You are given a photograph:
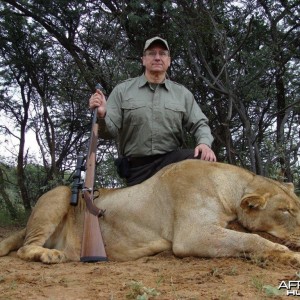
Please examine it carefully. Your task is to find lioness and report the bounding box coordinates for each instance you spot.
[1,160,300,265]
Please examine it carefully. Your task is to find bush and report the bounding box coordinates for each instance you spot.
[0,208,29,227]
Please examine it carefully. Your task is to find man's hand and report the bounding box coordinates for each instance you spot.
[194,144,217,162]
[89,89,107,118]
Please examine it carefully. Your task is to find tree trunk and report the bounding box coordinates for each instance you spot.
[0,169,18,219]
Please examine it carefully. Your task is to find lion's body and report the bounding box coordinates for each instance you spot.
[1,160,300,264]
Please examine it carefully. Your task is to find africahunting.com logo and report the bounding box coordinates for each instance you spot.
[278,281,300,296]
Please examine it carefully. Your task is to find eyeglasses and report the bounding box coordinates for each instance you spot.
[144,50,169,58]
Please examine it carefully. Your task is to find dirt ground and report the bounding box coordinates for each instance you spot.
[0,226,298,300]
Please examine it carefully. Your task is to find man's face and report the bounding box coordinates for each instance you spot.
[142,43,171,75]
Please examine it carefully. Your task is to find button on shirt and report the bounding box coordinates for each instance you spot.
[103,74,214,157]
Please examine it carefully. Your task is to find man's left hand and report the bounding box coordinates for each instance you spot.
[194,144,217,162]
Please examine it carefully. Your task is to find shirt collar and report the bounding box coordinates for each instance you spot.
[138,74,169,91]
[138,74,148,88]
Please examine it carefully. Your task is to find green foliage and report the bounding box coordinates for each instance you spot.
[24,164,49,202]
[0,162,71,220]
[126,280,160,300]
[97,154,125,188]
[262,285,283,297]
[0,208,29,227]
[0,0,299,212]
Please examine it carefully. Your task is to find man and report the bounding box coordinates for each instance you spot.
[89,36,216,186]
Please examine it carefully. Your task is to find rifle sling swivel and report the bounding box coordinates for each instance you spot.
[83,190,106,218]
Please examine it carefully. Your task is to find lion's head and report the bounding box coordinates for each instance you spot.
[237,177,300,248]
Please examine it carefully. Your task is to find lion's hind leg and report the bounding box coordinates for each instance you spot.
[0,228,26,256]
[16,186,75,264]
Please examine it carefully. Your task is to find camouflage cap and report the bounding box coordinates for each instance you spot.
[143,36,169,51]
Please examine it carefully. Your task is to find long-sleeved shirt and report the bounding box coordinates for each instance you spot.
[102,74,214,157]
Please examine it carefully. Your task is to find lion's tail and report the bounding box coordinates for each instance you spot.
[0,228,26,256]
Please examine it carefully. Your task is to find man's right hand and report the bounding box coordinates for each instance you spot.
[89,89,107,118]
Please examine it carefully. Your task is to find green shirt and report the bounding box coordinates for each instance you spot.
[103,74,214,157]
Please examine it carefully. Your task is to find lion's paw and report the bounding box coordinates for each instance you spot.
[273,243,289,252]
[40,249,67,264]
[17,245,67,264]
[266,250,300,266]
[288,253,300,267]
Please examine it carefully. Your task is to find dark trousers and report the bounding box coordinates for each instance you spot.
[125,149,195,186]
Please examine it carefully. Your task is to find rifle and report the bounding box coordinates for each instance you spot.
[70,84,107,262]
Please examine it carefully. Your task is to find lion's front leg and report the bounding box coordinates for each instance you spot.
[172,224,300,265]
[17,245,68,264]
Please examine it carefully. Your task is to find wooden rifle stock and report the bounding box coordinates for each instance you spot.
[80,92,107,262]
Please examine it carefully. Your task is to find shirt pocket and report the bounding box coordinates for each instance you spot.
[164,102,186,127]
[121,98,147,126]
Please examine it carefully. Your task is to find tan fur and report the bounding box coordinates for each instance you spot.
[1,160,300,264]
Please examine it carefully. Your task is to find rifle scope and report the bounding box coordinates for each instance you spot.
[70,155,85,206]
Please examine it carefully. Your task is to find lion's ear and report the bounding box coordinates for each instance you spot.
[240,193,270,210]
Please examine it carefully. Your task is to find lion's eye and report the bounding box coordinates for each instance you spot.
[279,208,296,217]
[278,208,291,215]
